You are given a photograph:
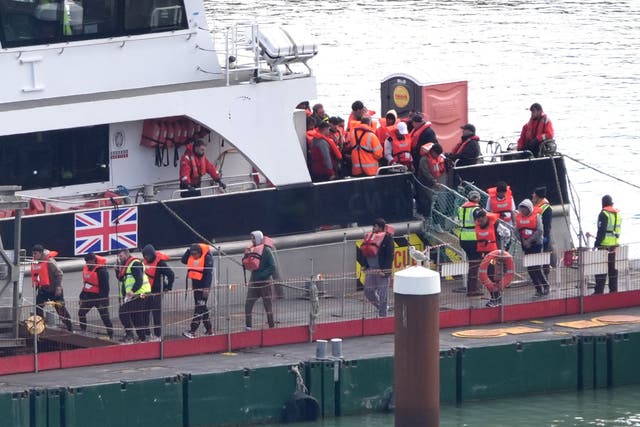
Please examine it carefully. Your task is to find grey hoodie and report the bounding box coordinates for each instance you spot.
[517,199,543,245]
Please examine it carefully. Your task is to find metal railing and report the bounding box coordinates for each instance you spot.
[3,239,640,371]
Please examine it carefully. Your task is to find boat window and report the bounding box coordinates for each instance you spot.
[124,0,187,33]
[0,0,187,48]
[0,125,109,190]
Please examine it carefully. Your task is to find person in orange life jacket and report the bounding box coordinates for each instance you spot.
[486,181,516,227]
[447,123,481,167]
[329,116,346,151]
[593,195,621,294]
[458,191,483,297]
[311,103,329,127]
[350,116,383,177]
[180,243,214,338]
[310,122,342,182]
[347,100,367,131]
[517,103,554,157]
[516,199,550,297]
[179,139,225,198]
[142,244,175,341]
[410,113,439,171]
[244,231,277,329]
[415,142,445,218]
[384,121,413,170]
[78,253,113,339]
[116,248,150,342]
[531,186,555,280]
[356,218,394,317]
[376,109,397,144]
[31,244,73,332]
[329,116,350,178]
[474,209,512,307]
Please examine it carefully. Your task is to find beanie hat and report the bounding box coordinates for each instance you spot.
[467,190,481,202]
[533,186,547,198]
[142,244,156,261]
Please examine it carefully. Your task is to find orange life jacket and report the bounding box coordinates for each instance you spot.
[389,131,412,165]
[475,213,499,253]
[187,244,210,281]
[516,212,539,240]
[487,186,514,222]
[82,255,107,294]
[242,237,275,271]
[31,250,58,288]
[410,121,433,149]
[360,225,395,257]
[143,251,170,287]
[426,153,447,178]
[351,125,383,176]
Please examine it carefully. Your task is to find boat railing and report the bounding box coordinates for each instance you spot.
[376,165,409,175]
[169,179,257,199]
[214,22,315,85]
[18,193,132,208]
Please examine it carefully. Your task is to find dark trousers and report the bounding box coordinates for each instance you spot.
[189,289,212,333]
[36,288,73,332]
[119,297,147,340]
[180,182,201,198]
[78,292,113,337]
[542,238,556,279]
[461,240,481,295]
[524,243,549,289]
[147,293,163,337]
[594,248,618,294]
[245,281,274,329]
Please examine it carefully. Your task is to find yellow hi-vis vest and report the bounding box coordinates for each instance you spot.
[601,206,621,247]
[458,202,479,241]
[122,258,151,296]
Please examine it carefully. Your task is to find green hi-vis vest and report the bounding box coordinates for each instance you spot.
[122,258,151,297]
[601,207,621,247]
[458,203,479,241]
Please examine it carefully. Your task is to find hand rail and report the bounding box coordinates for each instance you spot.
[376,165,408,175]
[171,184,224,199]
[17,194,131,206]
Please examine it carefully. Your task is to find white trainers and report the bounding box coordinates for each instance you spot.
[182,331,196,339]
[148,336,162,342]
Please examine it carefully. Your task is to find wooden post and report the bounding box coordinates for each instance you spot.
[394,266,441,427]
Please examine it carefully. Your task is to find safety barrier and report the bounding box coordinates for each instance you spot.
[2,238,640,373]
[3,332,640,426]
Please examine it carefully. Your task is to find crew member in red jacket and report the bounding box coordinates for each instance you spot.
[179,139,225,198]
[517,103,554,157]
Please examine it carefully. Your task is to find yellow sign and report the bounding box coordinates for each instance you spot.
[393,85,410,108]
[355,233,424,285]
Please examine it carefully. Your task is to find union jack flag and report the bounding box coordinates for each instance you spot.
[74,207,138,255]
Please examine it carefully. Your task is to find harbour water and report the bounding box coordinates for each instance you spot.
[262,385,640,426]
[205,0,640,247]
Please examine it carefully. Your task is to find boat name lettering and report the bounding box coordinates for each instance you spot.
[111,149,129,159]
